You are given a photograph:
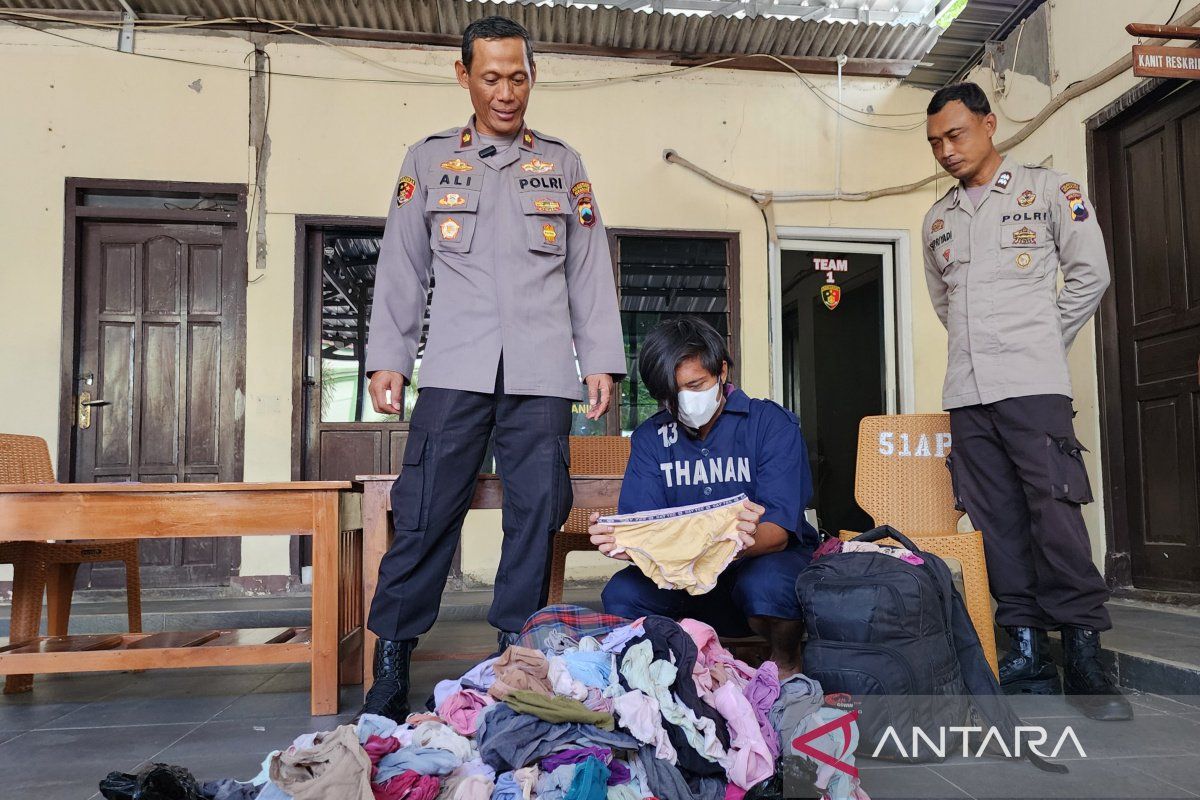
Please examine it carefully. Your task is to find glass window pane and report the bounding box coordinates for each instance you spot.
[81,189,239,210]
[319,232,431,423]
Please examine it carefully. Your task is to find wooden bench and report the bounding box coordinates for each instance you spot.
[0,482,363,715]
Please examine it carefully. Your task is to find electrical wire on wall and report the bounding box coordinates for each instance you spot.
[986,18,1039,124]
[9,2,1199,199]
[245,44,271,286]
[0,9,930,130]
[667,0,1200,204]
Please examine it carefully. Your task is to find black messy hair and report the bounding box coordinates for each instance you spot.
[639,317,733,417]
[927,81,992,117]
[461,16,535,72]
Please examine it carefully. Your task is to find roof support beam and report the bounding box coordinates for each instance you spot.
[116,0,136,52]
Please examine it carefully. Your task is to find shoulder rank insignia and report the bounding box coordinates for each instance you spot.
[438,193,466,208]
[440,218,461,241]
[577,197,595,227]
[571,181,592,197]
[534,198,561,213]
[459,129,472,147]
[1017,190,1036,207]
[995,171,1012,189]
[521,158,555,174]
[522,129,534,148]
[542,223,558,244]
[441,158,473,173]
[396,176,416,207]
[931,218,944,233]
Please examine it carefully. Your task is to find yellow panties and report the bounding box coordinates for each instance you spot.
[599,494,747,596]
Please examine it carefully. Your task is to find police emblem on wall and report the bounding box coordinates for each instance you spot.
[813,256,848,311]
[820,283,842,311]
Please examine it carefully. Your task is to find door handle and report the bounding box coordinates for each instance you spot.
[77,391,109,429]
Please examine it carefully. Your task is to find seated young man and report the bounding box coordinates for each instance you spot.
[589,316,817,675]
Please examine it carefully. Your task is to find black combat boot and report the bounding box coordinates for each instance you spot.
[1062,627,1133,721]
[999,627,1062,695]
[358,638,417,722]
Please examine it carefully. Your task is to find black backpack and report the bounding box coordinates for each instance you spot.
[795,526,1065,773]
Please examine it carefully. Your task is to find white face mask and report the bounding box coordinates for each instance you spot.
[677,381,722,429]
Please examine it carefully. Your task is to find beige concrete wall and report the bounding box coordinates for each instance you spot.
[1,2,1165,583]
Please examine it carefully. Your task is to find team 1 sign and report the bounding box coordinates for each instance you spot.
[879,431,952,458]
[813,257,849,275]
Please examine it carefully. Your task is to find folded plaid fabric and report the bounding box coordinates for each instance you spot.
[517,605,629,654]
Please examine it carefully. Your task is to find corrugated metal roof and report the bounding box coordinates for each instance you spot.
[904,0,1045,89]
[1,0,942,67]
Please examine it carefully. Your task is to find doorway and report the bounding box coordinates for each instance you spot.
[774,236,909,534]
[294,219,412,484]
[1092,80,1200,593]
[62,181,247,588]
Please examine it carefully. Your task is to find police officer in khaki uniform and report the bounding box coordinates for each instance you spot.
[923,83,1131,721]
[360,16,625,721]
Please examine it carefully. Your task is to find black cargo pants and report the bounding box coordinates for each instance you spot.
[368,366,573,641]
[948,394,1111,631]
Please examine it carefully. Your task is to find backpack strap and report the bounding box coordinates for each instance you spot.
[931,554,1069,774]
[852,525,922,554]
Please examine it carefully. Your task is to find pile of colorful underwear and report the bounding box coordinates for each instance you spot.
[137,606,871,800]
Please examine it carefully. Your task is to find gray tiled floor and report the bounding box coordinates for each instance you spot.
[3,619,1200,800]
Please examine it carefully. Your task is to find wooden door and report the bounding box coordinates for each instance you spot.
[1103,83,1200,592]
[73,221,244,587]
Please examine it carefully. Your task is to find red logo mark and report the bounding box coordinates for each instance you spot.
[791,709,860,778]
[824,692,853,708]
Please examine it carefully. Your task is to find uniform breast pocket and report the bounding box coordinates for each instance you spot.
[999,222,1050,278]
[518,187,570,256]
[426,188,481,253]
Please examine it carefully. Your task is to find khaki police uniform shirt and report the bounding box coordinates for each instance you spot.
[922,157,1111,410]
[365,119,626,400]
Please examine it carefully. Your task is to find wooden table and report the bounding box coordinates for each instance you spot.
[0,482,362,715]
[356,473,622,688]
